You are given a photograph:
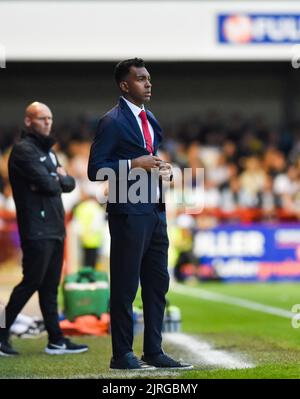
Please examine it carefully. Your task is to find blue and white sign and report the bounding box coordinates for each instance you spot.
[218,14,300,44]
[194,224,300,282]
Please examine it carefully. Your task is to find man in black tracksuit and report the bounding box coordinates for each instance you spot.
[0,102,88,356]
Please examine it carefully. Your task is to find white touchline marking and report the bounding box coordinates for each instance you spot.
[172,283,294,319]
[164,332,254,369]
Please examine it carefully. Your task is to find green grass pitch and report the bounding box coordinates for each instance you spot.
[1,282,300,379]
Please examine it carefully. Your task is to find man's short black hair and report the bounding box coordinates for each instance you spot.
[114,58,145,85]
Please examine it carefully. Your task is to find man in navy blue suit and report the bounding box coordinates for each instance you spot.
[88,58,192,371]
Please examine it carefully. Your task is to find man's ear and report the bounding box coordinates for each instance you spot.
[24,116,31,128]
[120,81,129,93]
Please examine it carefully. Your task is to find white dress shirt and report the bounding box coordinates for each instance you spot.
[122,96,155,169]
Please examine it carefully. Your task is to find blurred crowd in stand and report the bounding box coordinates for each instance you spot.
[1,111,300,216]
[2,111,300,278]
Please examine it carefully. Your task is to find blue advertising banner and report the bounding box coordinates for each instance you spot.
[218,14,300,44]
[194,224,300,281]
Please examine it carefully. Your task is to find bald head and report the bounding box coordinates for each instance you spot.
[24,102,53,136]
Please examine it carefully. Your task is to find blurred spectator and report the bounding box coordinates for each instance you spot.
[264,148,286,177]
[206,153,231,187]
[73,195,106,269]
[223,140,239,165]
[274,164,300,212]
[220,176,243,212]
[169,214,198,282]
[239,156,267,207]
[0,183,15,212]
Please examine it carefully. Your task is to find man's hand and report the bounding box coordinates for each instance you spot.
[56,166,67,176]
[131,155,162,171]
[158,161,173,181]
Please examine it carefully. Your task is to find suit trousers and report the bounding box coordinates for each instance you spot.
[0,239,64,343]
[108,208,170,358]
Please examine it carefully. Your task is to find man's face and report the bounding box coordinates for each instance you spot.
[122,66,152,106]
[25,105,53,136]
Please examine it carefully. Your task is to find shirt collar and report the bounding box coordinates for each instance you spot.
[121,96,145,118]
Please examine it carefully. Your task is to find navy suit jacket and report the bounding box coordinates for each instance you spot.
[88,97,164,214]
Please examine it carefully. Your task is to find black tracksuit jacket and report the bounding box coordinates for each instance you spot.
[8,131,75,241]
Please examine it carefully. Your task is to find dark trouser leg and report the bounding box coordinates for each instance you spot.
[0,239,55,341]
[38,239,64,343]
[140,210,170,356]
[108,214,155,358]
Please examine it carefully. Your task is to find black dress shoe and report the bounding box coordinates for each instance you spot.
[141,352,193,370]
[110,352,156,370]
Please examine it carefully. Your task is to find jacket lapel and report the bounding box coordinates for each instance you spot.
[146,111,162,137]
[118,97,163,154]
[118,97,144,147]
